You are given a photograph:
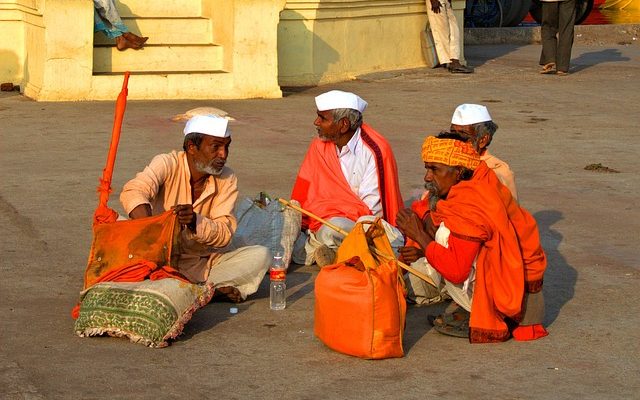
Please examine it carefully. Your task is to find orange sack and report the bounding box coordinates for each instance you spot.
[314,219,406,359]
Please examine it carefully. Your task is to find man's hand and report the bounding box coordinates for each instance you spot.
[398,246,424,264]
[396,208,433,250]
[430,0,442,13]
[424,213,438,241]
[173,204,196,231]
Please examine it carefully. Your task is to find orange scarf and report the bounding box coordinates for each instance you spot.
[291,124,403,231]
[431,162,546,343]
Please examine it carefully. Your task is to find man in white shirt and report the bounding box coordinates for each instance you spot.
[291,90,404,266]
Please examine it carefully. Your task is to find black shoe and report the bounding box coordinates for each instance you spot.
[449,64,474,74]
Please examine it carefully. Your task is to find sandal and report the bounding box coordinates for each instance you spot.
[539,63,556,74]
[434,318,470,338]
[428,307,470,328]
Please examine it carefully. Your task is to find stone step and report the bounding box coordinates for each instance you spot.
[93,44,224,74]
[89,72,238,100]
[113,0,201,18]
[93,17,213,45]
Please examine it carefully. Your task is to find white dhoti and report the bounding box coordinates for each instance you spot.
[404,222,475,310]
[207,245,271,300]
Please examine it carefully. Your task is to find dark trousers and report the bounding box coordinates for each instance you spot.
[540,0,576,72]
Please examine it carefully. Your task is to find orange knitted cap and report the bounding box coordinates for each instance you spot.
[421,136,481,170]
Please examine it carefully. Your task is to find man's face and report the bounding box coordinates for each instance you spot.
[423,162,460,210]
[190,135,231,176]
[314,110,346,143]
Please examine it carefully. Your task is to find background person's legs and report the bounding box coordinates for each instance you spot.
[540,1,560,68]
[93,0,128,38]
[93,0,148,50]
[556,0,576,73]
[207,245,271,301]
[426,1,453,65]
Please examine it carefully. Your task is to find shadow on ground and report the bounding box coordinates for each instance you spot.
[571,48,631,73]
[535,210,577,326]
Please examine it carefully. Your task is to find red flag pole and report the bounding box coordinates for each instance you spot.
[94,72,130,225]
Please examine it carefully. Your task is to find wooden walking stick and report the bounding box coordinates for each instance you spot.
[278,198,436,286]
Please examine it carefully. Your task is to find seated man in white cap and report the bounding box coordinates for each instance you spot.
[290,90,404,266]
[120,115,270,302]
[449,103,517,200]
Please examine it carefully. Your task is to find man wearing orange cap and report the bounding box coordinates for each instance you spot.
[396,133,548,342]
[291,90,404,266]
[120,115,270,302]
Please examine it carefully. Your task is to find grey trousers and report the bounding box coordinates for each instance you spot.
[540,0,576,72]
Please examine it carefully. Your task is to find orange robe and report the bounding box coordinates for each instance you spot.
[291,123,403,232]
[430,162,547,343]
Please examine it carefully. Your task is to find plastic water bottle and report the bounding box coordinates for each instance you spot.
[269,252,286,310]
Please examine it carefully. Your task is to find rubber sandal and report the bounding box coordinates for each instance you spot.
[539,63,556,74]
[434,319,469,338]
[556,70,569,76]
[428,307,470,328]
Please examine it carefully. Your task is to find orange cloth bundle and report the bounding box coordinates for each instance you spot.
[84,210,181,290]
[314,220,406,359]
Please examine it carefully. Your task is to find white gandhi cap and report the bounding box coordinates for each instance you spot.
[315,90,368,113]
[451,104,492,125]
[183,115,230,138]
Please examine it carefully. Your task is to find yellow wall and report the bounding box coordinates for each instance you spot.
[279,0,429,86]
[0,0,464,100]
[0,0,41,85]
[278,0,466,86]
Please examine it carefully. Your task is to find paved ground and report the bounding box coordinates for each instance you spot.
[1,41,639,400]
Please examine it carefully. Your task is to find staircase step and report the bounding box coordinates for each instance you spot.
[113,0,201,18]
[93,45,224,73]
[90,72,237,100]
[94,17,212,45]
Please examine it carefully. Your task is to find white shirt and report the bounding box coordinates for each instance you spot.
[336,128,382,216]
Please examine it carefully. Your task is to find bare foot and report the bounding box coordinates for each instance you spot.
[123,32,149,46]
[213,286,243,303]
[115,35,141,51]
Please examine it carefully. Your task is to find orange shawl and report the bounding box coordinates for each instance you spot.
[430,162,546,343]
[291,124,403,232]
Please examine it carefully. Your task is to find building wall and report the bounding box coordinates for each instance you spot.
[0,0,465,100]
[278,0,429,86]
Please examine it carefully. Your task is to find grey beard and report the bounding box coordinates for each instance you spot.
[195,160,223,176]
[424,182,440,211]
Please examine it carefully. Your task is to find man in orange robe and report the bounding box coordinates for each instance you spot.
[291,90,404,266]
[404,104,519,306]
[396,134,548,343]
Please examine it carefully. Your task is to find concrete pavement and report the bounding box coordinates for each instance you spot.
[1,41,639,399]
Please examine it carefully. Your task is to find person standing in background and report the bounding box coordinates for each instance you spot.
[426,0,473,74]
[539,0,576,75]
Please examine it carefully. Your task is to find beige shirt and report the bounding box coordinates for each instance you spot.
[120,150,238,282]
[481,150,518,201]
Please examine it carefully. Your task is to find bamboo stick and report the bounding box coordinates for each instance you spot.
[278,198,436,286]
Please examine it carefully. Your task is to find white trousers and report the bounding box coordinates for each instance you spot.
[405,257,474,311]
[295,216,404,265]
[207,245,270,300]
[426,0,461,64]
